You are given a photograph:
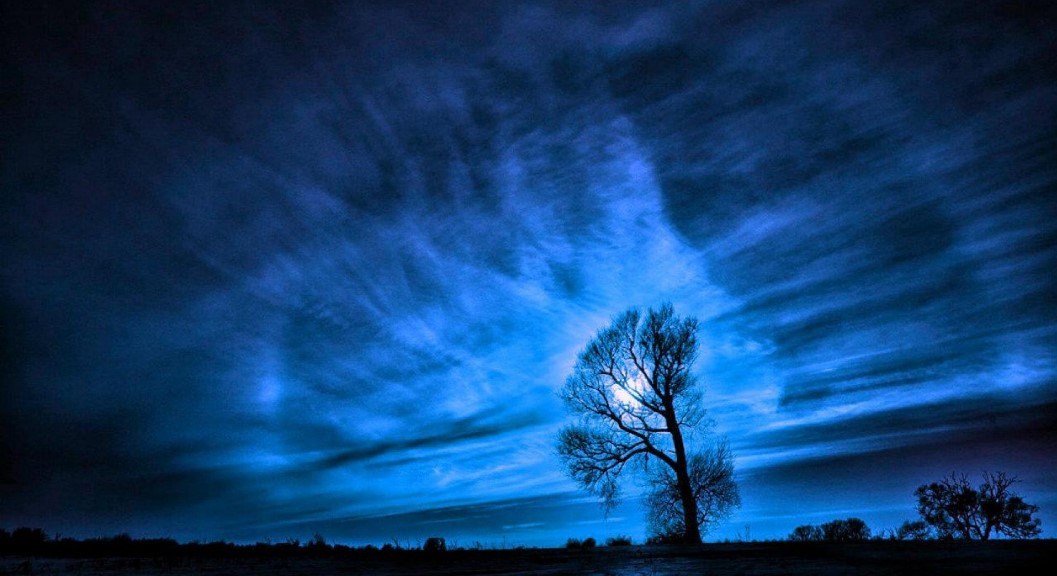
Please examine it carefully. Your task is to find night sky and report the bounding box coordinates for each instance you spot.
[2,1,1056,547]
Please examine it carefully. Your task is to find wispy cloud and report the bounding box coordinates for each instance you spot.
[2,0,1055,542]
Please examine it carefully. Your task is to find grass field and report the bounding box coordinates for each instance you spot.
[2,540,1054,575]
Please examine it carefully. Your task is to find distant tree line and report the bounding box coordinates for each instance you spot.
[788,471,1042,542]
[0,530,533,558]
[0,528,649,558]
[789,518,871,542]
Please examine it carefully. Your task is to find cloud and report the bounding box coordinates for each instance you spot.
[2,0,1056,542]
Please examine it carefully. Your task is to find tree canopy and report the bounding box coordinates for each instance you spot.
[915,471,1041,540]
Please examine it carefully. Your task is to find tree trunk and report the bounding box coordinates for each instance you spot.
[666,401,701,544]
[675,458,701,544]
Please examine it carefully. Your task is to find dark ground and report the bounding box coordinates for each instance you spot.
[2,541,1055,575]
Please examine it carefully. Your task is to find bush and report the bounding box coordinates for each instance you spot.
[565,537,596,549]
[789,525,823,542]
[821,518,870,541]
[788,519,869,542]
[306,533,329,550]
[896,520,932,541]
[606,535,633,546]
[423,537,446,552]
[646,531,684,545]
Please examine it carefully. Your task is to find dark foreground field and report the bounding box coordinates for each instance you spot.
[3,540,1054,575]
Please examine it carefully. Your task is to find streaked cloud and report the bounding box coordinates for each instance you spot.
[2,0,1054,543]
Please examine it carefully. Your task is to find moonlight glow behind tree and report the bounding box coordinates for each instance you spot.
[1,1,1055,546]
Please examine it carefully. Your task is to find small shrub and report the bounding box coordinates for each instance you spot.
[111,533,133,545]
[424,537,446,552]
[581,537,596,549]
[606,535,633,546]
[896,520,932,541]
[307,533,329,550]
[646,530,684,545]
[565,538,581,549]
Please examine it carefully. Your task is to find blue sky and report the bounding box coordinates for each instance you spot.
[2,1,1055,546]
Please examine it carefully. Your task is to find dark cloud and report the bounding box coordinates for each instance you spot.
[744,395,1057,457]
[2,0,1056,543]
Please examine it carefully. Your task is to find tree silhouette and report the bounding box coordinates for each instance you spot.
[820,518,870,541]
[788,519,869,542]
[788,524,823,542]
[557,303,736,544]
[915,471,1041,540]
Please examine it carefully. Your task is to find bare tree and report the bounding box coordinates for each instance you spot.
[915,471,1042,540]
[557,303,736,544]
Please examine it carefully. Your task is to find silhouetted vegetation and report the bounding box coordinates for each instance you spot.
[783,470,1043,544]
[2,525,1055,576]
[787,519,870,542]
[564,537,594,549]
[304,532,329,552]
[11,527,47,549]
[558,303,739,544]
[606,535,633,546]
[822,518,871,541]
[423,537,447,552]
[895,520,932,541]
[3,535,1055,575]
[915,471,1041,540]
[645,532,685,545]
[788,524,824,542]
[0,529,468,559]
